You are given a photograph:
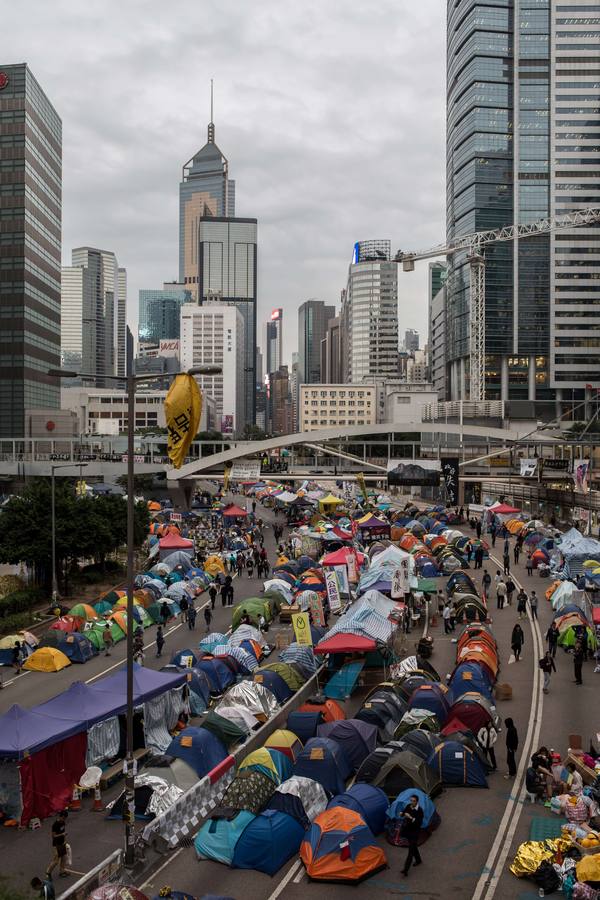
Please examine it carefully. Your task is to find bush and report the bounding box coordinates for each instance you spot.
[0,588,46,618]
[79,570,105,585]
[0,611,35,634]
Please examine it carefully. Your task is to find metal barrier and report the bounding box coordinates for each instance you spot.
[57,849,123,900]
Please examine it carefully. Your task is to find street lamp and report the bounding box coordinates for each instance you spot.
[51,463,88,604]
[49,355,221,866]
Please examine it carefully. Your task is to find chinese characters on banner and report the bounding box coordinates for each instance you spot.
[325,570,342,613]
[391,558,411,598]
[441,457,460,506]
[292,612,313,646]
[164,374,202,469]
[308,594,325,627]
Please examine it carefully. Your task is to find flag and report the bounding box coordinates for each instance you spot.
[164,374,202,469]
[355,472,368,502]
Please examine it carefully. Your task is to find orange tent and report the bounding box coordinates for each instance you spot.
[109,610,129,633]
[300,807,387,882]
[299,698,345,722]
[399,534,420,551]
[457,626,497,655]
[545,580,562,602]
[148,501,161,511]
[390,526,406,541]
[458,647,498,681]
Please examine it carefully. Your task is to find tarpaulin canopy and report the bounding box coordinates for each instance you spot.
[314,634,377,655]
[0,704,84,759]
[158,533,194,550]
[222,504,248,517]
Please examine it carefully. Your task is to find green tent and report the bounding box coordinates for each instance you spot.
[85,620,126,650]
[417,578,438,593]
[146,603,164,623]
[202,710,246,749]
[232,598,272,631]
[559,624,597,650]
[135,606,154,629]
[258,662,305,692]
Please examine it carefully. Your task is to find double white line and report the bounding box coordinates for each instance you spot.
[472,556,545,900]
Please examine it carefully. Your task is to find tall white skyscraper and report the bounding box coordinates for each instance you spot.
[180,303,245,434]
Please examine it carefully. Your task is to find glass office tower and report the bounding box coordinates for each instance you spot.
[0,64,62,435]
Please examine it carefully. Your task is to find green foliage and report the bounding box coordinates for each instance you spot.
[0,588,45,618]
[0,611,35,633]
[242,424,267,440]
[115,473,156,493]
[0,879,28,900]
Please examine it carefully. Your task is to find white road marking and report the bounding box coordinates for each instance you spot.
[139,846,184,890]
[292,865,305,884]
[266,859,303,900]
[471,554,544,900]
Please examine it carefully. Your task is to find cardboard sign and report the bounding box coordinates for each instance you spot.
[292,612,313,646]
[325,570,342,613]
[309,594,325,627]
[170,512,182,522]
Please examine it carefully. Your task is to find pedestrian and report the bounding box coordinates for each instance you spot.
[475,545,484,569]
[513,543,520,565]
[526,553,533,577]
[476,520,482,539]
[530,590,538,620]
[516,588,528,619]
[31,876,56,899]
[546,620,559,657]
[496,579,507,610]
[11,640,23,671]
[574,638,585,685]
[506,576,515,606]
[482,569,491,601]
[246,556,254,578]
[442,602,452,635]
[503,550,510,576]
[160,601,170,627]
[477,722,498,771]
[46,810,69,878]
[511,622,524,661]
[187,605,197,630]
[505,717,519,778]
[203,606,212,632]
[400,794,424,877]
[503,537,510,556]
[449,601,457,632]
[539,650,556,693]
[227,582,235,606]
[252,500,256,514]
[156,625,165,658]
[236,554,244,576]
[490,523,497,547]
[102,624,113,657]
[179,595,189,623]
[220,583,228,607]
[133,631,144,665]
[208,584,217,610]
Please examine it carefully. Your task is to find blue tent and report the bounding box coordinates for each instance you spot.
[57,633,97,663]
[428,740,488,788]
[317,719,378,773]
[170,648,198,667]
[294,737,352,797]
[254,670,293,704]
[408,685,450,726]
[195,810,255,865]
[194,658,236,694]
[166,726,227,778]
[420,562,440,577]
[161,664,211,714]
[450,662,493,702]
[287,711,324,745]
[387,788,437,828]
[232,809,304,875]
[327,784,388,835]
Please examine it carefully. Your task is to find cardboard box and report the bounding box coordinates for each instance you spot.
[495,683,512,701]
[569,734,583,750]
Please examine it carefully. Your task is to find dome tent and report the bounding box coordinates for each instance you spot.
[267,775,328,829]
[317,719,378,773]
[293,737,353,797]
[264,729,303,763]
[232,809,305,875]
[165,727,227,778]
[194,809,255,865]
[300,807,387,883]
[326,783,389,835]
[355,746,442,799]
[386,788,441,847]
[427,740,488,788]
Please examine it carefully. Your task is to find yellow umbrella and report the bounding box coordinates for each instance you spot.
[593,568,600,575]
[583,560,600,568]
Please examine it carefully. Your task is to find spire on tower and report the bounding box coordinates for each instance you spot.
[208,79,215,143]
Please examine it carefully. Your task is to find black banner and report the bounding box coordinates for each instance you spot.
[442,457,460,506]
[387,461,441,487]
[541,459,570,473]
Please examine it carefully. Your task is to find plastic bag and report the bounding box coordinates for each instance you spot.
[533,859,561,893]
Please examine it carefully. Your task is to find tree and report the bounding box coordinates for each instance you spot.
[242,424,267,441]
[115,473,156,494]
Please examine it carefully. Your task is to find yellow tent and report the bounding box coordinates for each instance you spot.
[238,748,280,783]
[318,494,344,514]
[24,647,71,672]
[204,555,225,577]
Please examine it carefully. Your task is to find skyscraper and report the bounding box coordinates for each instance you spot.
[179,103,235,297]
[265,308,283,375]
[404,329,420,353]
[341,241,399,383]
[446,0,600,404]
[298,300,336,386]
[197,217,257,426]
[138,284,193,345]
[115,268,127,378]
[0,64,62,435]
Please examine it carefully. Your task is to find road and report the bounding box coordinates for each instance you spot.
[139,525,595,900]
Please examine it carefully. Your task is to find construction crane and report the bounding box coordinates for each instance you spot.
[396,206,600,402]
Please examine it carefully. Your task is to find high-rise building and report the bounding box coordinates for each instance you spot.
[429,263,447,303]
[115,268,127,378]
[265,308,283,375]
[404,329,420,353]
[341,241,399,383]
[429,263,448,400]
[0,64,62,436]
[138,284,193,345]
[320,316,341,384]
[298,300,336,387]
[179,110,235,297]
[446,0,600,404]
[180,303,244,434]
[268,366,293,436]
[290,352,299,429]
[197,217,257,426]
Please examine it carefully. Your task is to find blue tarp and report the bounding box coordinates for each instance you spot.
[293,737,352,796]
[232,809,304,874]
[324,662,364,700]
[327,783,388,834]
[195,811,256,865]
[166,727,228,777]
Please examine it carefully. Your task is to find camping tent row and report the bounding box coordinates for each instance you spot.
[394,530,474,577]
[0,666,187,825]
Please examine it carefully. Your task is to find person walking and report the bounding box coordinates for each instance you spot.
[11,640,24,672]
[400,795,424,877]
[526,553,534,577]
[503,548,511,576]
[476,520,482,539]
[511,622,525,661]
[442,602,452,635]
[474,545,484,570]
[530,590,538,620]
[102,624,113,657]
[179,595,189,623]
[160,601,170,627]
[203,606,212,633]
[539,651,556,693]
[490,522,497,547]
[246,555,254,578]
[227,582,235,606]
[496,578,507,610]
[155,625,165,658]
[482,569,491,602]
[516,588,528,619]
[513,542,520,565]
[506,576,515,606]
[574,638,585,685]
[133,630,145,665]
[505,718,519,778]
[208,584,217,610]
[46,810,69,878]
[546,620,559,657]
[236,554,244,576]
[187,605,197,630]
[220,582,228,607]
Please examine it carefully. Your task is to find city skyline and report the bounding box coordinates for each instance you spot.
[2,2,443,365]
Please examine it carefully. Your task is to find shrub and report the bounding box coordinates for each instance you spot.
[0,588,46,618]
[0,611,35,634]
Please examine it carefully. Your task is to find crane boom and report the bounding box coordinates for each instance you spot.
[395,206,600,401]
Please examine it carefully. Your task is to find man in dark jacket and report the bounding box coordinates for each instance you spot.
[574,638,585,685]
[505,717,519,778]
[400,795,424,876]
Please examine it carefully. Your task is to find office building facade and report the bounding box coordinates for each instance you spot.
[341,241,399,383]
[298,300,336,387]
[115,268,127,378]
[180,303,245,434]
[269,366,293,435]
[299,384,377,432]
[197,217,257,426]
[446,0,600,404]
[404,329,420,353]
[0,64,62,435]
[320,316,342,384]
[265,308,283,375]
[138,284,192,345]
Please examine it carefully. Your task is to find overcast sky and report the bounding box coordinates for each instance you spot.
[8,0,446,364]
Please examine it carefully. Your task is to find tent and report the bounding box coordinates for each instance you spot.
[317,719,378,772]
[293,737,353,796]
[395,709,440,739]
[222,503,248,518]
[201,710,247,749]
[239,748,292,785]
[267,775,328,829]
[447,692,496,733]
[299,698,346,722]
[158,532,194,561]
[170,648,198,668]
[318,494,344,514]
[23,647,71,672]
[219,682,279,720]
[287,711,324,745]
[212,703,259,734]
[407,685,450,726]
[69,603,98,621]
[327,784,388,835]
[161,665,210,715]
[386,788,440,846]
[194,658,236,694]
[57,633,97,663]
[232,809,305,875]
[300,807,387,882]
[194,810,256,865]
[264,730,303,763]
[165,727,227,778]
[253,669,293,704]
[258,662,305,692]
[428,740,488,787]
[355,692,406,743]
[355,747,442,799]
[395,729,441,762]
[223,769,277,815]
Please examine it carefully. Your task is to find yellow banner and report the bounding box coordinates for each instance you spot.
[356,472,368,502]
[292,612,313,646]
[165,374,202,469]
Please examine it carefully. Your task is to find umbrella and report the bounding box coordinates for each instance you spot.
[583,559,600,568]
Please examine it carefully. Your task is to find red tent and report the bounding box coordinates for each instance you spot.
[490,503,520,515]
[158,533,194,550]
[222,504,248,518]
[314,634,377,655]
[321,548,366,566]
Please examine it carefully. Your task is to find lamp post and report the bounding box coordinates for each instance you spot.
[49,355,221,866]
[51,462,89,604]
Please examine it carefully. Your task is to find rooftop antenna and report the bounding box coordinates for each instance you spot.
[208,79,215,143]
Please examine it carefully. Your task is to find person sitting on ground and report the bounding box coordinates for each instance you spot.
[526,760,546,801]
[563,762,584,795]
